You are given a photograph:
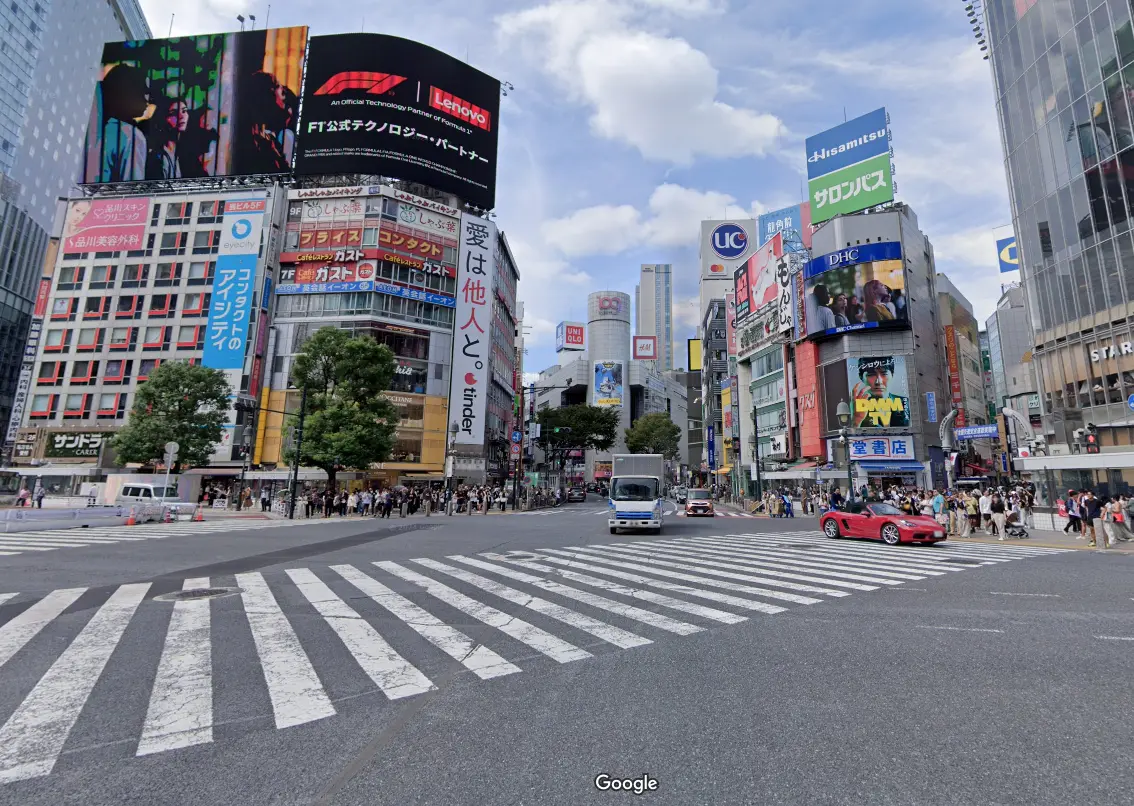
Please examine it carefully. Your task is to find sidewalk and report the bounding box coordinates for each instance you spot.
[950,527,1134,553]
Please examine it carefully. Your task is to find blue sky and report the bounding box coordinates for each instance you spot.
[151,0,1012,379]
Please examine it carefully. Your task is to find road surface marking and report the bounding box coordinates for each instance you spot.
[286,568,435,700]
[375,561,592,664]
[989,592,1061,598]
[0,586,87,670]
[699,536,935,580]
[537,551,786,615]
[577,546,823,605]
[604,543,852,597]
[137,578,214,756]
[1095,635,1134,641]
[917,625,1003,634]
[234,572,335,729]
[497,557,748,625]
[449,555,703,636]
[643,542,879,592]
[727,535,959,575]
[0,593,15,606]
[668,538,910,585]
[0,582,149,783]
[413,558,651,650]
[331,564,519,680]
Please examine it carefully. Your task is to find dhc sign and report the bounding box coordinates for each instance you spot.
[805,240,903,279]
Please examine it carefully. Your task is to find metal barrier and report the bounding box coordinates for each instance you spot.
[0,503,186,533]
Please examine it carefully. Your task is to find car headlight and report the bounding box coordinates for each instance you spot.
[898,520,917,528]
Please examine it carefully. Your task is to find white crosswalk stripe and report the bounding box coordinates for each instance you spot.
[0,518,308,557]
[0,532,1069,782]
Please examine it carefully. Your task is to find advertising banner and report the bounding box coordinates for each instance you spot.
[295,34,501,210]
[758,203,814,251]
[721,381,732,411]
[687,338,702,372]
[944,325,966,427]
[593,360,625,408]
[555,321,586,352]
[378,226,451,264]
[62,197,149,251]
[776,254,794,334]
[707,424,716,470]
[955,424,999,440]
[803,241,906,338]
[724,293,737,357]
[83,27,307,183]
[44,431,107,459]
[926,391,938,423]
[848,355,911,429]
[296,228,364,251]
[450,214,498,445]
[701,220,755,281]
[795,341,823,457]
[996,236,1018,273]
[594,461,613,480]
[733,232,782,322]
[632,336,658,361]
[846,435,914,461]
[809,152,893,224]
[805,107,889,180]
[395,202,460,238]
[203,192,266,370]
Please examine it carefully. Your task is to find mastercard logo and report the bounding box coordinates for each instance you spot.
[710,264,725,273]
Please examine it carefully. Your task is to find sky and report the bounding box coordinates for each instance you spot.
[143,0,1014,381]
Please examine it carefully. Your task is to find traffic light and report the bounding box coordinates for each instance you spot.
[1085,423,1100,454]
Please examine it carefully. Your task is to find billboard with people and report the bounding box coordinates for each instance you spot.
[847,355,912,429]
[82,27,308,183]
[803,241,907,338]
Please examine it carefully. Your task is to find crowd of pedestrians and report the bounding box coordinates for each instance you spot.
[1057,488,1134,548]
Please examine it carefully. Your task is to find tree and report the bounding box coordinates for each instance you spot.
[536,405,619,471]
[284,327,400,491]
[111,361,232,471]
[625,412,681,459]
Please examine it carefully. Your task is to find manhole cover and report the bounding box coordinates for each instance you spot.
[154,587,242,602]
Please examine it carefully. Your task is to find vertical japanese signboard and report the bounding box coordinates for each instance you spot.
[203,192,266,370]
[944,325,966,427]
[450,213,497,445]
[724,293,737,357]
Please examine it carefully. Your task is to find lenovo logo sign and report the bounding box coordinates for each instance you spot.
[430,87,492,131]
[315,72,406,96]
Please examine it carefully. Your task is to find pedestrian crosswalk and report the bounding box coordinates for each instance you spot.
[517,506,760,518]
[0,518,302,558]
[0,532,1069,782]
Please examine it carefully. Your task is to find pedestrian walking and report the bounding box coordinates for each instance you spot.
[990,493,1007,539]
[33,482,45,509]
[260,488,270,513]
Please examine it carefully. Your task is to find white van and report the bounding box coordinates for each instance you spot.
[114,484,185,521]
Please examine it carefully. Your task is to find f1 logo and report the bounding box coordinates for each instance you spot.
[314,72,406,96]
[710,223,748,259]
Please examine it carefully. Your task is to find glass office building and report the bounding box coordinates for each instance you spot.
[987,0,1134,453]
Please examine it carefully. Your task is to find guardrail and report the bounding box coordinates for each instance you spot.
[0,503,187,533]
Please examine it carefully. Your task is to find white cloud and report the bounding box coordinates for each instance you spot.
[497,0,784,163]
[541,182,766,257]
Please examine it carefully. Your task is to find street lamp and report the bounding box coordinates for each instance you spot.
[287,383,308,520]
[237,423,253,511]
[836,399,854,505]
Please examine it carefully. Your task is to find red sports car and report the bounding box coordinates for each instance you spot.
[820,501,946,545]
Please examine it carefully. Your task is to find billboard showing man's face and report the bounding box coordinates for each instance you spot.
[848,355,911,429]
[82,27,308,183]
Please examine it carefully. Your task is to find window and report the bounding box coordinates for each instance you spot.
[182,292,208,315]
[76,327,101,351]
[30,393,55,419]
[139,358,160,379]
[197,200,221,223]
[159,231,187,255]
[71,360,97,383]
[148,294,175,316]
[362,227,379,246]
[164,202,192,225]
[142,326,167,349]
[90,264,115,288]
[284,230,300,250]
[36,361,61,384]
[187,261,212,284]
[122,264,148,287]
[192,230,220,254]
[103,360,131,383]
[154,263,180,285]
[83,297,108,319]
[115,295,141,318]
[63,393,89,419]
[44,329,67,351]
[96,392,124,418]
[51,298,76,320]
[58,265,84,288]
[177,325,202,348]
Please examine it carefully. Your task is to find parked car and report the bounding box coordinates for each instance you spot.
[566,487,587,503]
[820,501,946,545]
[684,489,714,517]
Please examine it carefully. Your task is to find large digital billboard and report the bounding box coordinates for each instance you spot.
[82,27,307,183]
[848,355,911,429]
[700,220,755,281]
[295,34,501,210]
[733,232,782,322]
[803,241,907,338]
[805,108,892,225]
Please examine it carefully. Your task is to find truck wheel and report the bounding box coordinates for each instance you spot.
[609,527,618,535]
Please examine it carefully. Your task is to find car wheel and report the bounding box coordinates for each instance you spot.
[823,519,840,539]
[881,524,901,545]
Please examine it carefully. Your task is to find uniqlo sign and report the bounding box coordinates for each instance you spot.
[556,321,586,352]
[633,336,658,360]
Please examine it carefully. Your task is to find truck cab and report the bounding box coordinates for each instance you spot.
[607,453,665,534]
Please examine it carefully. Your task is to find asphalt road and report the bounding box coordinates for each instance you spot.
[0,499,1129,806]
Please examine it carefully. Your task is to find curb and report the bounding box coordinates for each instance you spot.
[948,536,1134,553]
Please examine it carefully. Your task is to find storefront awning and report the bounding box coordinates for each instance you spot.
[713,466,732,475]
[856,461,925,473]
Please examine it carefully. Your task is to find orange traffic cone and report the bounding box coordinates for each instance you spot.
[126,507,136,526]
[163,507,174,524]
[192,504,205,522]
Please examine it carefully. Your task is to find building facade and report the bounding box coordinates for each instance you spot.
[0,0,150,447]
[985,0,1134,493]
[936,272,990,428]
[700,299,728,480]
[635,263,672,371]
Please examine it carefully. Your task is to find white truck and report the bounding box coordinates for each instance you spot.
[607,453,666,535]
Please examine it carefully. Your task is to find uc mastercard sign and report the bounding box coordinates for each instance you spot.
[710,222,749,259]
[700,219,755,281]
[996,236,1018,273]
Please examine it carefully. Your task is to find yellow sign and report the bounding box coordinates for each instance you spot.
[854,396,906,427]
[687,338,702,371]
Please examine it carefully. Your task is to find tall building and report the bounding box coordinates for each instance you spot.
[936,273,989,427]
[984,0,1134,495]
[0,0,150,437]
[635,263,672,370]
[984,285,1039,423]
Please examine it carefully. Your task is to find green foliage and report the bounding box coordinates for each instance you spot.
[111,361,232,470]
[536,405,619,468]
[284,327,400,490]
[624,412,682,460]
